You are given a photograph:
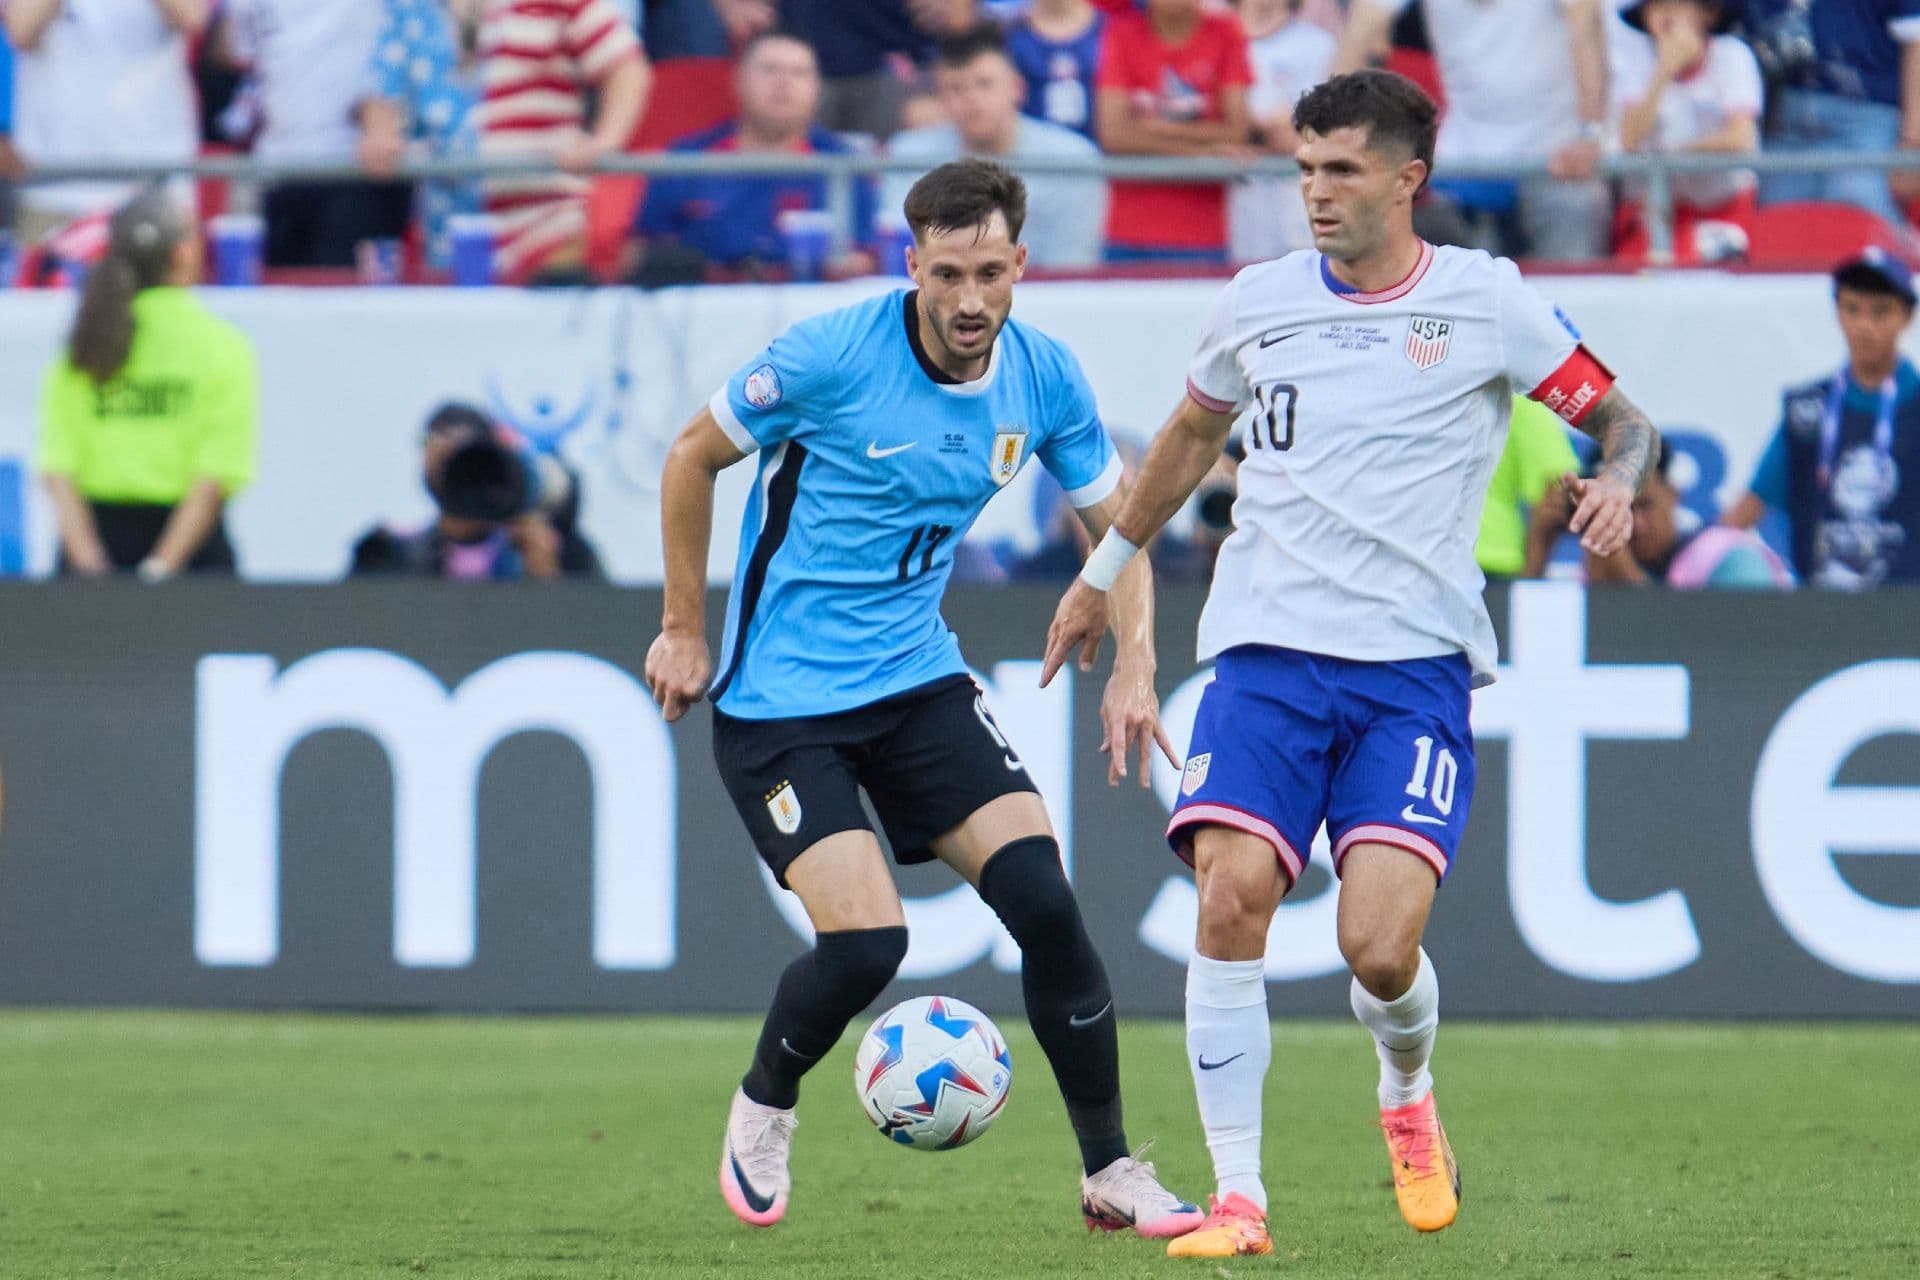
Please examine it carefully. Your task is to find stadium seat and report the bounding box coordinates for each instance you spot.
[587,57,738,279]
[1745,201,1913,267]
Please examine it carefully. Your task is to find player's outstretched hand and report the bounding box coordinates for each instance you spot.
[1101,657,1180,788]
[1561,470,1635,557]
[1041,578,1108,688]
[646,630,711,723]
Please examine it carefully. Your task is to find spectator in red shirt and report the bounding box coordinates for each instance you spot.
[1095,0,1252,263]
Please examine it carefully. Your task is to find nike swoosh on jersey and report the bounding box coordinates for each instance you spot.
[1068,1000,1112,1028]
[1003,755,1025,772]
[1196,1053,1246,1071]
[1258,330,1304,348]
[1400,805,1448,826]
[866,441,917,458]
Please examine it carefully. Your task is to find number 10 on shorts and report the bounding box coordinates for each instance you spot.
[1404,735,1457,816]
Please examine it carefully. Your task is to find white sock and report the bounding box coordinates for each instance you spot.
[1185,952,1271,1213]
[1348,948,1439,1110]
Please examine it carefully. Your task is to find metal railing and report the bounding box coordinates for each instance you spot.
[20,148,1918,265]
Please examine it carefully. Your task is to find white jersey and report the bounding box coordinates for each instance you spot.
[1184,241,1608,685]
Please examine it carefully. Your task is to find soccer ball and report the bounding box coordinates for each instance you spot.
[853,995,1012,1151]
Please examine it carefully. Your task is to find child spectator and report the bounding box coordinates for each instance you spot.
[1610,0,1761,263]
[477,0,650,283]
[1004,0,1105,142]
[1096,0,1252,263]
[358,0,483,271]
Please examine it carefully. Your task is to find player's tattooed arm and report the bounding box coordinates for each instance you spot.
[1562,387,1660,558]
[1581,388,1660,494]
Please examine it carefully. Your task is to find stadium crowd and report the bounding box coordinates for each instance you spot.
[5,1,1920,589]
[2,0,1920,280]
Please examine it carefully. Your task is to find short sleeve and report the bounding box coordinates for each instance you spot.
[709,318,842,454]
[1095,16,1136,90]
[1036,347,1122,507]
[35,364,81,477]
[566,0,643,79]
[1497,259,1614,427]
[369,3,412,101]
[1217,19,1253,89]
[1717,38,1763,116]
[1891,1,1920,42]
[1748,422,1790,510]
[192,335,261,494]
[1185,274,1247,414]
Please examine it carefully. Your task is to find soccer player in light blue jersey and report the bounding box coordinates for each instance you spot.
[645,159,1204,1241]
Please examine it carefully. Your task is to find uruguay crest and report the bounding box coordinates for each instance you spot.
[1404,316,1453,371]
[766,781,802,835]
[991,427,1027,487]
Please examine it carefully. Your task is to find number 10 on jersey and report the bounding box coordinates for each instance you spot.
[1249,382,1298,452]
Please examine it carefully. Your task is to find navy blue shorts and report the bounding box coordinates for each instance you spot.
[1167,644,1476,887]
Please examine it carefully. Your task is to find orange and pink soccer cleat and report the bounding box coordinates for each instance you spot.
[1380,1091,1460,1232]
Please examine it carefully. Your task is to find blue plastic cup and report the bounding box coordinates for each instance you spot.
[873,210,913,277]
[777,209,835,283]
[448,214,494,287]
[356,236,404,284]
[209,214,264,287]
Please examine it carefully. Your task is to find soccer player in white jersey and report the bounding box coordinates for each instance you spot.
[1042,71,1659,1257]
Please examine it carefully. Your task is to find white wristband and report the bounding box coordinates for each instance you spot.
[137,557,175,584]
[1078,529,1139,592]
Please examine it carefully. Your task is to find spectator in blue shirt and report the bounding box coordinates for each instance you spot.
[1004,0,1105,142]
[1725,249,1920,587]
[1738,0,1920,220]
[357,0,482,269]
[633,31,876,276]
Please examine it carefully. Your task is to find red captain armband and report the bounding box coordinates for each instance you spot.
[1528,345,1616,427]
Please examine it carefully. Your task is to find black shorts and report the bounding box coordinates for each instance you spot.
[712,675,1041,888]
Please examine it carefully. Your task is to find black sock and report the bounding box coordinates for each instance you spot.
[977,837,1129,1173]
[741,926,909,1110]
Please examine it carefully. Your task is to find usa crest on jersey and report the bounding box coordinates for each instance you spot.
[1404,316,1453,371]
[991,427,1028,487]
[766,781,802,834]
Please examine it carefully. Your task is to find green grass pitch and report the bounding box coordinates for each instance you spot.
[2,1012,1916,1278]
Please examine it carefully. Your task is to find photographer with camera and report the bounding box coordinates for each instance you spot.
[349,401,602,581]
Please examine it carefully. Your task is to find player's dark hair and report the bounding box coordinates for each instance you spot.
[68,188,187,387]
[904,158,1028,244]
[933,24,1010,70]
[1292,70,1438,194]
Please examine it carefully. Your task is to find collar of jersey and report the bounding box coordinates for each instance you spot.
[1318,240,1433,305]
[902,288,1001,396]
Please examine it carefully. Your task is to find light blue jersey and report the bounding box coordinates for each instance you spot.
[707,289,1122,719]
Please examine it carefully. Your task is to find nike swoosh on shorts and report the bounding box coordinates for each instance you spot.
[1400,805,1447,826]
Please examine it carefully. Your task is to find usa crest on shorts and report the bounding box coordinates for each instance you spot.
[1181,752,1211,796]
[1404,316,1453,371]
[991,427,1027,487]
[766,781,802,834]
